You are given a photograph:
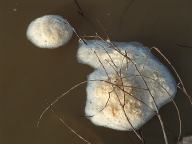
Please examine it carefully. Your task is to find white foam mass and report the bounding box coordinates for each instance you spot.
[26,15,73,48]
[77,40,177,131]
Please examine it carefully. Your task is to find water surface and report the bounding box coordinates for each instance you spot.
[1,0,192,144]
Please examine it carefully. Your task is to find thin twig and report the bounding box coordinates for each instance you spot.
[176,43,192,49]
[107,41,169,144]
[73,0,84,16]
[151,47,192,105]
[37,81,88,127]
[51,109,91,144]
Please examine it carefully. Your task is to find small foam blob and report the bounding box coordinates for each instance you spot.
[26,15,73,49]
[77,39,177,131]
[179,136,192,144]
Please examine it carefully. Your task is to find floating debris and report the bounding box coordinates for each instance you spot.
[26,15,73,49]
[77,39,177,131]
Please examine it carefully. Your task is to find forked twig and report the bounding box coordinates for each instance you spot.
[38,32,189,144]
[129,74,182,144]
[37,81,88,128]
[79,33,187,144]
[104,40,169,144]
[93,46,146,143]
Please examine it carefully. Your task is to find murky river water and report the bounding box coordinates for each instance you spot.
[1,0,192,144]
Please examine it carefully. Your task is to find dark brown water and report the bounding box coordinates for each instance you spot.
[1,0,192,144]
